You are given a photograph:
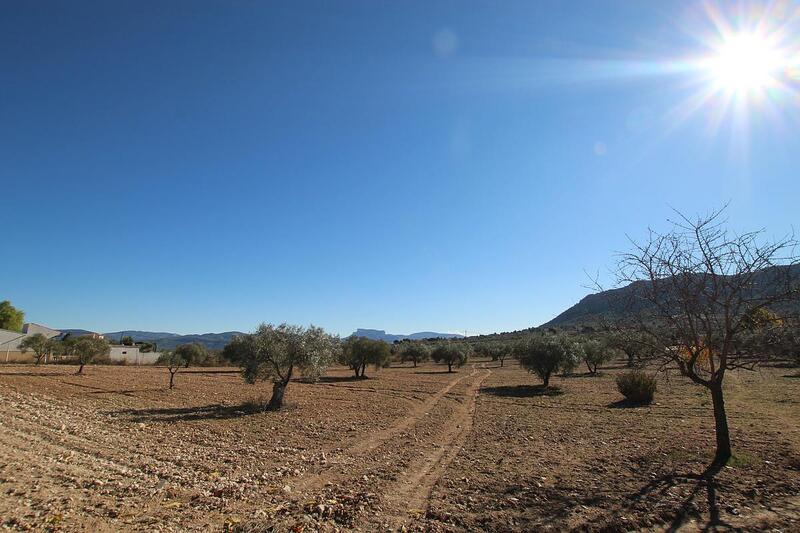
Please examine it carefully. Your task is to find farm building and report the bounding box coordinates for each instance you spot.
[109,345,161,365]
[0,323,61,363]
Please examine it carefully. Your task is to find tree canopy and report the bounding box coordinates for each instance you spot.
[19,333,55,365]
[0,300,24,332]
[174,342,208,368]
[395,341,430,367]
[223,323,338,408]
[72,337,109,374]
[431,342,470,372]
[515,335,571,387]
[339,336,391,378]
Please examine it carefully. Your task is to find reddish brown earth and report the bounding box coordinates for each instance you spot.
[0,360,798,532]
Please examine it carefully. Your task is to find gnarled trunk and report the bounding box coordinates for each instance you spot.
[268,380,288,409]
[76,363,84,375]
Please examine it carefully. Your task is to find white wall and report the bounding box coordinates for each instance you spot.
[109,346,161,365]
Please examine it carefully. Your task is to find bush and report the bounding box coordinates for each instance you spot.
[616,371,657,404]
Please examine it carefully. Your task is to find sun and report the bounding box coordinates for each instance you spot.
[707,33,785,94]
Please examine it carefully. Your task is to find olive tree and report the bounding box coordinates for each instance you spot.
[581,339,612,375]
[515,335,569,387]
[223,323,338,409]
[474,342,511,367]
[174,342,208,368]
[606,329,651,368]
[73,337,109,374]
[615,208,799,466]
[339,336,391,378]
[397,341,430,367]
[431,342,470,372]
[19,333,56,365]
[158,350,185,389]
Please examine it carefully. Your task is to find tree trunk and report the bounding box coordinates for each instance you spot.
[76,363,84,375]
[500,357,504,368]
[448,361,453,372]
[627,352,635,368]
[413,358,417,368]
[360,363,366,378]
[169,370,176,389]
[542,373,550,388]
[268,380,288,409]
[710,382,732,465]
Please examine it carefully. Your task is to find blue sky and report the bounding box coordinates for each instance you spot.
[1,1,798,336]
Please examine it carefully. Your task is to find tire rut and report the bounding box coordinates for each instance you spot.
[380,363,492,529]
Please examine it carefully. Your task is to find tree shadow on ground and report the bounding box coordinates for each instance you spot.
[562,371,602,379]
[482,384,563,398]
[111,402,280,423]
[316,375,366,383]
[413,370,454,375]
[0,371,72,377]
[607,399,655,409]
[181,369,241,375]
[578,461,733,532]
[782,373,800,379]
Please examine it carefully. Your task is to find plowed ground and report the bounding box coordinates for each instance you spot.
[0,360,798,532]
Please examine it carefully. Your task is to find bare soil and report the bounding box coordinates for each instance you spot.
[0,360,798,532]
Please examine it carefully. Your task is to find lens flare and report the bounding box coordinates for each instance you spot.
[707,34,784,93]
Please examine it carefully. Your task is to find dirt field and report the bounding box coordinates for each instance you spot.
[0,360,798,532]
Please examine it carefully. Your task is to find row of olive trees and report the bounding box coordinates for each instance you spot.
[19,334,109,374]
[214,328,479,409]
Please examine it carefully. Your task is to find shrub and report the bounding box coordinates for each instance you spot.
[616,371,657,404]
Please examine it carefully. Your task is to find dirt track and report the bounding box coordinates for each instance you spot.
[1,361,799,531]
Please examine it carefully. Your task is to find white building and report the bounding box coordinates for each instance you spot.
[0,323,61,362]
[109,345,161,365]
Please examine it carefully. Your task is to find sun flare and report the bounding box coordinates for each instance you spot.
[708,33,785,93]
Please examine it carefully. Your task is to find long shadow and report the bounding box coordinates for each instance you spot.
[180,369,241,375]
[413,370,453,375]
[561,371,602,379]
[482,384,563,398]
[111,402,273,423]
[0,371,71,377]
[316,375,366,383]
[782,373,800,379]
[87,388,167,397]
[607,399,654,409]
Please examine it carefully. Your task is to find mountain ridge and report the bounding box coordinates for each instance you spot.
[350,328,464,343]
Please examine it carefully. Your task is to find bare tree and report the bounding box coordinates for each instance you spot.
[158,351,184,389]
[615,207,798,465]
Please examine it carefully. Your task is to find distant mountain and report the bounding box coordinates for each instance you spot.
[103,331,182,342]
[56,330,244,350]
[543,264,800,328]
[351,328,464,343]
[57,329,99,337]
